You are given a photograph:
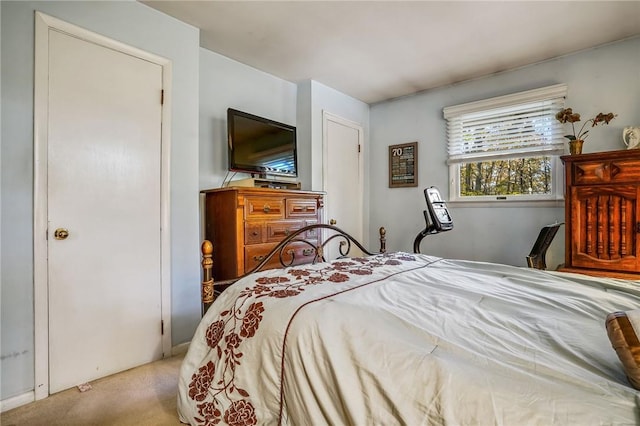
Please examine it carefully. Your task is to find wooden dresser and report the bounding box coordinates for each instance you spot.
[561,149,640,279]
[201,187,324,281]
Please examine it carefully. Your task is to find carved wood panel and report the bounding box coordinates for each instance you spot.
[571,185,639,271]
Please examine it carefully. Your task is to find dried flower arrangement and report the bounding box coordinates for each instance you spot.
[555,108,616,141]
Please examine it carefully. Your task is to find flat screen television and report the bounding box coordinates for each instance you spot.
[227,108,298,178]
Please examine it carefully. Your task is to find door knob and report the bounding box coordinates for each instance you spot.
[54,228,69,240]
[329,219,337,225]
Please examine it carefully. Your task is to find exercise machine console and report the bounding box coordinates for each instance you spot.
[413,186,453,253]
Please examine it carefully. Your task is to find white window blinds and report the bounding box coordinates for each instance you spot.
[443,84,567,164]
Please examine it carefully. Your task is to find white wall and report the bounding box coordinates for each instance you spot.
[1,0,200,400]
[370,37,640,268]
[296,82,313,191]
[0,0,3,406]
[199,48,298,190]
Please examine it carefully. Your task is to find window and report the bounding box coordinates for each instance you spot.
[444,84,567,202]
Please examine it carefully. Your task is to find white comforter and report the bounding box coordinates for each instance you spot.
[178,253,640,425]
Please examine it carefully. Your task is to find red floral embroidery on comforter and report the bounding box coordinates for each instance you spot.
[187,253,417,425]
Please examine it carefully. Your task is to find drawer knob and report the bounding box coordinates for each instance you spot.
[263,205,271,213]
[252,231,259,236]
[253,255,265,262]
[302,248,315,256]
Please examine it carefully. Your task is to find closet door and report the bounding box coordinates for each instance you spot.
[323,112,364,259]
[46,27,163,393]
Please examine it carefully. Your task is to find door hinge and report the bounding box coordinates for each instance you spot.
[161,320,164,335]
[160,90,164,105]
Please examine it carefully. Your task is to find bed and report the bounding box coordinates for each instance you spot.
[178,224,640,425]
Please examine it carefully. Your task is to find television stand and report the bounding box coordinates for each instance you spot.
[226,177,301,190]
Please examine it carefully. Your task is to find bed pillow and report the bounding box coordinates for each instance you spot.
[606,310,640,389]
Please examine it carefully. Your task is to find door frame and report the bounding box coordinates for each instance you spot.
[322,111,365,245]
[33,12,172,400]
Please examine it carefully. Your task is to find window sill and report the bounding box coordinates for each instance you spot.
[448,198,565,208]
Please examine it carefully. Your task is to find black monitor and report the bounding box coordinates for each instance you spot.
[227,108,297,178]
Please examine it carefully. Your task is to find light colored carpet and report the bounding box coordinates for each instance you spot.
[1,354,185,426]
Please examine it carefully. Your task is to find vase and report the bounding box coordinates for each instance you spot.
[569,139,584,155]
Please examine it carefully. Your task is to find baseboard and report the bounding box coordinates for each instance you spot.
[171,341,190,356]
[1,346,189,413]
[1,391,34,413]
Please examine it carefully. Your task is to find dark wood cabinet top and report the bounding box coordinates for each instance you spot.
[561,149,640,164]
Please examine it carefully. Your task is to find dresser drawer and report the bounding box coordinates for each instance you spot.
[572,160,640,185]
[244,223,263,245]
[244,241,318,273]
[245,197,284,218]
[266,221,304,242]
[286,198,319,218]
[610,160,640,183]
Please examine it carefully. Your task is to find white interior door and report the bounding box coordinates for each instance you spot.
[47,29,164,393]
[323,112,364,259]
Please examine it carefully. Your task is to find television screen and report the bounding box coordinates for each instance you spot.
[227,108,297,178]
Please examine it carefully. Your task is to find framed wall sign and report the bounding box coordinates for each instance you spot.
[389,141,418,187]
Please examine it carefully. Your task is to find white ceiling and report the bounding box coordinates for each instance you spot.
[142,1,640,104]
